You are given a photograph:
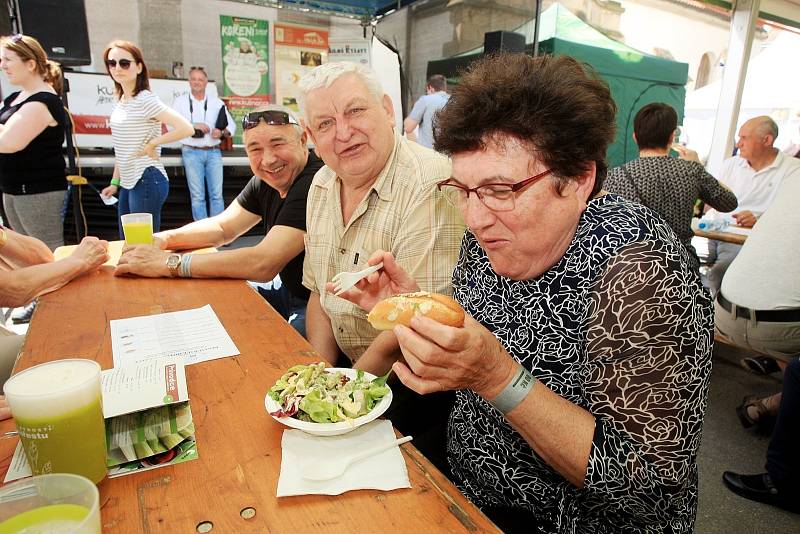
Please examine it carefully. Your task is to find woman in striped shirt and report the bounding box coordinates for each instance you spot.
[100,41,193,236]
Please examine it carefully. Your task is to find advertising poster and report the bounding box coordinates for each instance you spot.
[328,39,371,67]
[220,15,270,144]
[274,24,329,112]
[0,72,216,149]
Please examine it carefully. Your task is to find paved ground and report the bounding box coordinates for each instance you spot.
[696,342,799,533]
[3,234,799,531]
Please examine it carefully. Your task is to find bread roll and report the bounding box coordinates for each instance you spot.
[367,292,465,330]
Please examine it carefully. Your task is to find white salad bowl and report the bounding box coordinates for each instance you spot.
[264,367,393,437]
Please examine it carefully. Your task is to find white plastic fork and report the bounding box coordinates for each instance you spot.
[302,436,413,481]
[331,262,384,296]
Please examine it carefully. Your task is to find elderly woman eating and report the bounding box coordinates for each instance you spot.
[336,53,713,533]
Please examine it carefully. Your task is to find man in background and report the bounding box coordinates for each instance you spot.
[173,66,235,221]
[705,116,800,295]
[403,74,449,149]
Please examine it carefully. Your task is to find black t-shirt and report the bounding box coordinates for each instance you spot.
[0,91,67,195]
[236,151,323,302]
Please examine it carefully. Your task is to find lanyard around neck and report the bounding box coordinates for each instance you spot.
[189,96,208,122]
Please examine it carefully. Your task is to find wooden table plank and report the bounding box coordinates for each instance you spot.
[693,227,748,245]
[0,266,499,533]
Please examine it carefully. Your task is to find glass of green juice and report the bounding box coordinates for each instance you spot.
[0,473,100,533]
[120,212,153,245]
[4,359,107,485]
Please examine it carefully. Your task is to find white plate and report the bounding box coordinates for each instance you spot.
[264,367,393,437]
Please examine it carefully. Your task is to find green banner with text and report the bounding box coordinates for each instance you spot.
[220,15,270,144]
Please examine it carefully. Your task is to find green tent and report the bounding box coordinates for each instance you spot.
[426,3,689,167]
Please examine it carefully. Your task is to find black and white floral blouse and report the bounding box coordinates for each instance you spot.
[449,194,714,533]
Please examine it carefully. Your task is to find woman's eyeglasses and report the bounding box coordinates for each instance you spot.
[106,59,133,70]
[242,110,299,131]
[436,169,553,212]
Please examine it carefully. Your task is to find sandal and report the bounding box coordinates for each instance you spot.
[736,395,776,431]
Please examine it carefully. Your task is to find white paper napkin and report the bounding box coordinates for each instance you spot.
[277,419,411,497]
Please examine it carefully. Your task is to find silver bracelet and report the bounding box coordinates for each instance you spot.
[488,365,535,414]
[180,253,192,278]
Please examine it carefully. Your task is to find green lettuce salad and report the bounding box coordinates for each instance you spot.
[268,362,391,423]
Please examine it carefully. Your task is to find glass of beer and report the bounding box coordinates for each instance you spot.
[0,473,100,533]
[4,359,107,484]
[121,212,154,245]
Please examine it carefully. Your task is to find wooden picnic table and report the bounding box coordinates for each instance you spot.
[0,248,499,533]
[693,226,749,245]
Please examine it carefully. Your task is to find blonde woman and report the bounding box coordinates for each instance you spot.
[100,40,193,236]
[0,34,67,250]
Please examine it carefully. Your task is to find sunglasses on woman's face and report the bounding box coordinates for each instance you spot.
[106,59,133,70]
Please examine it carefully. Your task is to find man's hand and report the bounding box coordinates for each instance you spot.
[194,123,211,134]
[733,210,757,228]
[326,250,419,312]
[0,395,11,421]
[115,245,171,277]
[392,315,516,399]
[70,237,110,272]
[211,128,222,139]
[100,184,118,198]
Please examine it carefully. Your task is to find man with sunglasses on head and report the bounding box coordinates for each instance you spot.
[172,66,235,221]
[116,106,323,336]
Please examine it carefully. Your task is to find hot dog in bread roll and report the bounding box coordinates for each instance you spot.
[367,291,465,330]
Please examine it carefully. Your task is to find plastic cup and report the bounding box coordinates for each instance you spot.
[4,359,107,484]
[121,212,153,245]
[0,473,100,533]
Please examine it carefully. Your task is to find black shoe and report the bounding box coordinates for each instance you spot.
[11,301,35,324]
[722,472,799,513]
[740,356,781,375]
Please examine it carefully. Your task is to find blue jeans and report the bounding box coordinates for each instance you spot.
[117,166,169,238]
[182,146,224,221]
[257,283,307,338]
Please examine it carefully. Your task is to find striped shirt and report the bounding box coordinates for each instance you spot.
[303,134,466,362]
[110,90,169,189]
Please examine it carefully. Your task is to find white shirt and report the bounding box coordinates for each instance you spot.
[709,151,800,220]
[110,90,168,189]
[172,92,235,148]
[721,174,800,309]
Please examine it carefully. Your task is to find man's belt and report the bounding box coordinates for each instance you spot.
[182,145,219,150]
[717,293,800,323]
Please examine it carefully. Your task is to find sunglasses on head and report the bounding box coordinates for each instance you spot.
[106,59,133,69]
[6,34,30,52]
[242,110,299,131]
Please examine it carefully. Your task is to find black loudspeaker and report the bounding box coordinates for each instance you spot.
[17,0,91,67]
[483,31,526,55]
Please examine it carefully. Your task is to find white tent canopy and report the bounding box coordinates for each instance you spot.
[686,32,800,111]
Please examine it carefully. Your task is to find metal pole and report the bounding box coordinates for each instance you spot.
[532,0,542,56]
